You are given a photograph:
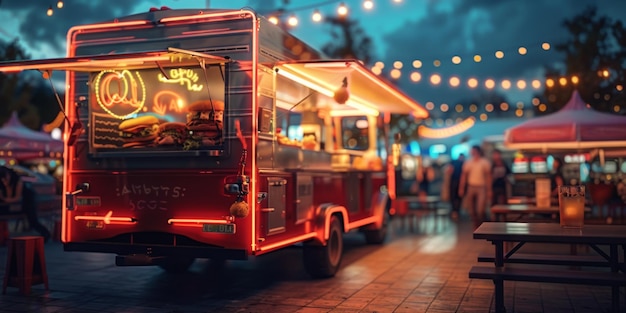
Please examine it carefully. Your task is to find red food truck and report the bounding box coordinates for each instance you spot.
[0,8,427,277]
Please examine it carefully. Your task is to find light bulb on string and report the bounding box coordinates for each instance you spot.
[57,0,64,9]
[312,9,322,22]
[268,16,279,25]
[363,0,374,10]
[337,2,348,16]
[47,6,53,16]
[287,15,298,27]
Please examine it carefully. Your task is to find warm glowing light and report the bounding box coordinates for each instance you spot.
[518,47,527,55]
[501,79,511,89]
[516,80,526,90]
[418,117,476,139]
[57,0,64,8]
[375,61,385,69]
[542,42,551,50]
[532,79,541,89]
[571,75,579,84]
[393,0,402,2]
[495,51,504,59]
[47,6,53,16]
[485,103,494,112]
[515,109,524,117]
[430,74,441,85]
[480,113,488,121]
[440,103,449,112]
[485,79,495,89]
[469,104,478,113]
[337,2,348,16]
[538,103,547,112]
[94,69,146,119]
[455,104,463,112]
[287,15,298,27]
[268,16,279,24]
[412,60,422,68]
[449,76,460,87]
[363,0,374,10]
[393,61,403,69]
[601,69,610,78]
[559,77,567,86]
[532,98,540,106]
[433,60,441,67]
[473,55,482,62]
[372,67,382,75]
[546,78,555,88]
[451,56,462,64]
[425,101,435,110]
[390,69,401,79]
[410,71,422,82]
[617,85,623,91]
[500,102,509,111]
[467,78,478,88]
[312,9,322,22]
[614,105,621,112]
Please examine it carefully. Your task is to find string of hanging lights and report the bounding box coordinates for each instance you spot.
[47,0,64,16]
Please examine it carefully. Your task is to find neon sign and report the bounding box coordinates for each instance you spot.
[152,90,185,116]
[94,70,146,119]
[418,117,476,139]
[158,68,204,91]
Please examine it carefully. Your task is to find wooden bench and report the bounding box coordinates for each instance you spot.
[477,252,609,267]
[469,266,626,313]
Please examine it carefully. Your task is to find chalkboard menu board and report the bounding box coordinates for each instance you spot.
[91,112,123,148]
[88,66,226,154]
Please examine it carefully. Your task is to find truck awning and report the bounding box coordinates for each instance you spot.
[274,60,427,118]
[0,47,228,73]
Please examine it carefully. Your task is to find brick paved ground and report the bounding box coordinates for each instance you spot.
[0,215,623,312]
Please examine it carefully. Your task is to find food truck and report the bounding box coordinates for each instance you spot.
[0,8,427,277]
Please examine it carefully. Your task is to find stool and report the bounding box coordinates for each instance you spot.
[2,236,49,295]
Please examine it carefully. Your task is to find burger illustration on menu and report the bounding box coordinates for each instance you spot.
[156,122,188,146]
[184,99,225,149]
[118,115,160,148]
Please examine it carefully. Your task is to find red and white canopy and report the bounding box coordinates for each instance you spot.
[0,112,63,160]
[504,90,626,151]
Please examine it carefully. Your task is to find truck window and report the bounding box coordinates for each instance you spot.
[341,116,369,151]
[88,65,225,155]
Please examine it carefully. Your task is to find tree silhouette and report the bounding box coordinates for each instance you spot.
[321,15,374,65]
[537,6,625,116]
[0,39,60,130]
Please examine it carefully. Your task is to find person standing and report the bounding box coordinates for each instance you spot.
[491,149,511,205]
[446,153,465,220]
[550,157,565,202]
[459,146,492,229]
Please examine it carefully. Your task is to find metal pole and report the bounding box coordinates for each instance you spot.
[205,0,210,8]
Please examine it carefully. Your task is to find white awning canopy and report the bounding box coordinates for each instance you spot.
[0,47,228,73]
[274,60,427,117]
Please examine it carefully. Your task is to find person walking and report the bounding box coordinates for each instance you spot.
[446,153,465,220]
[491,149,511,205]
[459,146,492,229]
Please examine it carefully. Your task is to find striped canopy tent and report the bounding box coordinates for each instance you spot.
[0,112,63,160]
[504,90,626,152]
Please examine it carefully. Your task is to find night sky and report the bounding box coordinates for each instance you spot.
[1,0,625,110]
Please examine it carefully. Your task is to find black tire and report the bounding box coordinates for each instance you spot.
[303,215,344,278]
[157,256,195,273]
[363,210,390,244]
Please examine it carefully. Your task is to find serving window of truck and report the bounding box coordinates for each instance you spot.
[0,8,427,278]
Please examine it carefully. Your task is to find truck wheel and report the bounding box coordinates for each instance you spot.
[158,256,195,273]
[363,210,390,244]
[303,215,343,278]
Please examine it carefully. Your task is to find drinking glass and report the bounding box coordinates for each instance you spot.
[558,185,585,228]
